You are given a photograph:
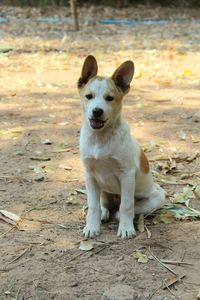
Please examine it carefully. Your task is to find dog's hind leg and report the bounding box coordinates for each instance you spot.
[100,191,111,222]
[100,192,120,222]
[135,184,165,215]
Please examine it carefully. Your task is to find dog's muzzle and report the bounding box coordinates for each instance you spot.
[89,118,106,129]
[89,108,106,129]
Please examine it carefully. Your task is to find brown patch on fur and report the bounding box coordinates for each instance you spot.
[140,148,149,174]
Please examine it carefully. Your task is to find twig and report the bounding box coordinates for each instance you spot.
[0,225,15,238]
[148,247,178,276]
[7,247,31,265]
[67,251,85,263]
[148,283,163,300]
[161,259,193,266]
[16,287,21,300]
[163,273,185,290]
[163,280,181,300]
[89,246,106,257]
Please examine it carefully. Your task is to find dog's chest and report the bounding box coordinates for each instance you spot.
[86,156,121,194]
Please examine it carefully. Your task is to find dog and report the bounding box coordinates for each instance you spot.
[78,55,165,238]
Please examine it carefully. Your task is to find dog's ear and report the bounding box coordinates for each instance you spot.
[78,55,98,89]
[112,61,134,93]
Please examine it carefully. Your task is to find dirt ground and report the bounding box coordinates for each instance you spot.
[0,5,200,300]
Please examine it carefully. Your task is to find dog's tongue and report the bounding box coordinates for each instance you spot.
[90,119,104,129]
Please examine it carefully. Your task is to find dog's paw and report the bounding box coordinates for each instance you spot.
[117,223,136,239]
[101,207,110,223]
[83,224,100,238]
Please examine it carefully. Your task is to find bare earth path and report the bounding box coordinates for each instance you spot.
[0,6,200,300]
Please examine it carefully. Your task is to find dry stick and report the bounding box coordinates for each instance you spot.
[70,0,79,30]
[0,225,15,238]
[163,273,185,290]
[15,287,21,300]
[163,280,181,300]
[7,247,31,265]
[89,246,106,257]
[148,283,163,300]
[148,247,178,276]
[161,259,193,266]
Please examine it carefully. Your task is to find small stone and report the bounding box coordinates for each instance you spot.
[102,284,144,300]
[34,175,45,182]
[117,275,126,282]
[41,139,53,145]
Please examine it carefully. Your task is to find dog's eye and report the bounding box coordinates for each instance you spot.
[85,93,93,100]
[105,95,114,102]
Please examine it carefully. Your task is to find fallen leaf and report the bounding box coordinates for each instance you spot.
[149,154,169,161]
[0,210,21,226]
[79,240,94,251]
[173,187,193,205]
[133,250,149,264]
[153,172,177,184]
[163,205,200,220]
[183,69,194,76]
[137,214,145,233]
[145,225,152,238]
[155,211,176,224]
[193,185,200,200]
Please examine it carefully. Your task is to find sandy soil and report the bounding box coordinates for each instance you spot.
[0,5,200,300]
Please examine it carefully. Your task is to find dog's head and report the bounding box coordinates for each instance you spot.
[78,55,134,131]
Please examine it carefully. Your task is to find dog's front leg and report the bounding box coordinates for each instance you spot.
[118,170,136,239]
[83,172,101,238]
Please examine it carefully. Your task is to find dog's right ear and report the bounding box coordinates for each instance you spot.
[78,55,98,89]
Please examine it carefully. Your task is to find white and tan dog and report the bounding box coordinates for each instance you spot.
[78,55,165,239]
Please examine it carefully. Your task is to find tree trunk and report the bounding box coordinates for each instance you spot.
[70,0,79,31]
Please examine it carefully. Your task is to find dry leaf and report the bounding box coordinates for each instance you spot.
[79,240,94,251]
[145,225,152,239]
[173,187,193,204]
[153,172,177,184]
[149,154,169,161]
[137,214,145,233]
[183,69,194,76]
[133,250,149,264]
[163,205,200,220]
[193,185,200,200]
[158,212,176,224]
[0,210,21,226]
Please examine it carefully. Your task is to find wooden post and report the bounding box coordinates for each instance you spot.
[70,0,79,31]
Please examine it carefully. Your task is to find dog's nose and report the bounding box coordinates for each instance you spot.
[92,108,104,118]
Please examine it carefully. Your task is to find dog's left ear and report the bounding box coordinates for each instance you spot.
[78,55,98,89]
[112,61,134,93]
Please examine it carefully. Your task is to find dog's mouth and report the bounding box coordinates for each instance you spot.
[89,118,106,129]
